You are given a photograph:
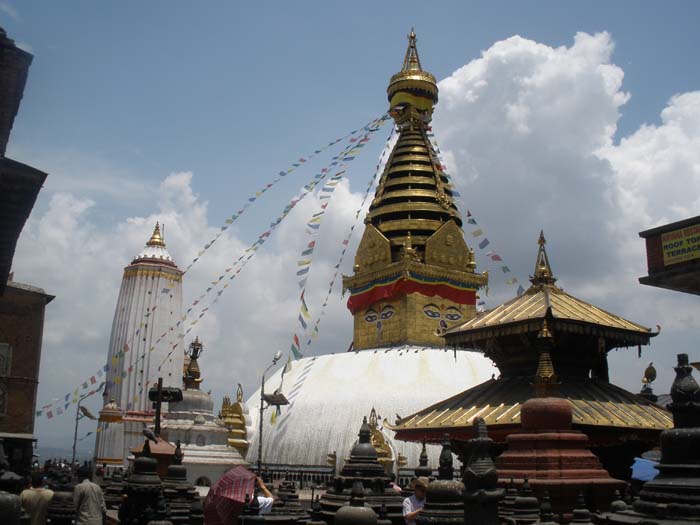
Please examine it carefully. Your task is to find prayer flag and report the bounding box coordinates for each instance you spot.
[291,344,303,360]
[501,266,511,273]
[506,278,518,285]
[517,285,525,296]
[298,314,307,330]
[296,268,309,276]
[90,376,97,384]
[467,218,477,225]
[491,254,503,262]
[471,229,483,237]
[478,238,490,249]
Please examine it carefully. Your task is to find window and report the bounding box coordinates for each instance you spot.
[0,344,11,377]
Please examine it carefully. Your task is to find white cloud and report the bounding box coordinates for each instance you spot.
[14,30,700,452]
[434,31,700,395]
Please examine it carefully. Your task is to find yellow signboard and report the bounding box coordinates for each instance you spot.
[661,224,700,266]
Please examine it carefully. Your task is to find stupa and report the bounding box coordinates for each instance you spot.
[246,30,496,476]
[320,417,405,525]
[95,223,184,467]
[219,384,253,458]
[391,233,672,478]
[494,347,626,518]
[597,353,700,524]
[160,337,247,485]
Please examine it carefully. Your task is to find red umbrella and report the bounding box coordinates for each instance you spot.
[204,466,256,525]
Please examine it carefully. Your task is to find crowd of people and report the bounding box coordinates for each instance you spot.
[18,462,106,525]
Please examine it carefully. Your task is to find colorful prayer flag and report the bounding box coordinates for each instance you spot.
[478,238,490,249]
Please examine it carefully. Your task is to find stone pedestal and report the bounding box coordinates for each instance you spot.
[496,397,625,519]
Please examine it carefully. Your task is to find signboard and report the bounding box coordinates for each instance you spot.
[661,224,700,266]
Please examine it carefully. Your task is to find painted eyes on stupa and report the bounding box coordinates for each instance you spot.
[444,307,462,322]
[423,304,441,319]
[380,305,395,320]
[423,304,463,321]
[364,305,395,323]
[364,310,378,323]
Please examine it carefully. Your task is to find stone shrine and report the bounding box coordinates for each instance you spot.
[320,417,405,525]
[160,337,247,485]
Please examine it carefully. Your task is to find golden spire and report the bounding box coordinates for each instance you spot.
[530,230,556,286]
[402,28,422,71]
[146,221,166,248]
[342,32,488,351]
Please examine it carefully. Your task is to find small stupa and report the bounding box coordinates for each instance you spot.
[320,417,405,525]
[160,337,246,485]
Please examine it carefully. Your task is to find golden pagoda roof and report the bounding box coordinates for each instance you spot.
[444,232,653,346]
[388,376,672,439]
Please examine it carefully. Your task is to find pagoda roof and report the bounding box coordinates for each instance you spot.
[388,375,672,443]
[443,232,654,348]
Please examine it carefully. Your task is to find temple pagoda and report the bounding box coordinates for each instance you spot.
[390,232,672,478]
[95,223,185,468]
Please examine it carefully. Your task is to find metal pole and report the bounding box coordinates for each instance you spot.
[71,397,82,468]
[154,377,163,437]
[257,370,265,473]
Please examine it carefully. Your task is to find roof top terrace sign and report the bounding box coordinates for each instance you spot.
[639,215,700,296]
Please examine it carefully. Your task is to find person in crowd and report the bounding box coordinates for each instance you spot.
[255,476,275,515]
[402,476,428,525]
[20,472,54,525]
[73,466,106,525]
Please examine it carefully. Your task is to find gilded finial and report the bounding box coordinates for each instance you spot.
[530,230,556,286]
[236,383,244,402]
[402,28,422,72]
[146,221,166,248]
[534,319,557,397]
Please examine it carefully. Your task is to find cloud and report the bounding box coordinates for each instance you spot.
[0,2,19,21]
[14,30,700,452]
[433,31,700,394]
[14,168,367,450]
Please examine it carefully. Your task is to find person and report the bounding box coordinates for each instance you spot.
[402,476,428,525]
[73,466,106,525]
[389,473,402,493]
[255,476,275,515]
[20,472,54,525]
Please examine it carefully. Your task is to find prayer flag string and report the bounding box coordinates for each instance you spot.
[182,115,388,275]
[426,132,525,307]
[36,114,389,420]
[292,125,397,359]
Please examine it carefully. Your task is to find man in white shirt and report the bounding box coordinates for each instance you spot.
[402,476,428,525]
[255,476,275,515]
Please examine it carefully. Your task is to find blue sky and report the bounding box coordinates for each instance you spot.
[3,2,700,453]
[5,1,700,225]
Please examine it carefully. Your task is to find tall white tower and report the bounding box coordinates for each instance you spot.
[94,223,184,467]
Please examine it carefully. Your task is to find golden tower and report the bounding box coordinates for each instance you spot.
[343,30,487,350]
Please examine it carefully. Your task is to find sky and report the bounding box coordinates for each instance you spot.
[2,1,700,454]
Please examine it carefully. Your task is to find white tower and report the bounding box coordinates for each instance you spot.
[94,223,184,467]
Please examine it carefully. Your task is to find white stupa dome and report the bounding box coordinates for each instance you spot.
[246,346,496,471]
